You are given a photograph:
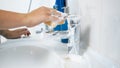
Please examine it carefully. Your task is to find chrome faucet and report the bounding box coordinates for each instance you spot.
[67,15,81,55]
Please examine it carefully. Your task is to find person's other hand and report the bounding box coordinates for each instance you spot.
[1,28,30,39]
[24,6,62,27]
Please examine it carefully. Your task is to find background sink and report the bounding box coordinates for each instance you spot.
[0,46,64,68]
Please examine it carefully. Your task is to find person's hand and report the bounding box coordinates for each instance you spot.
[24,6,62,27]
[1,28,30,39]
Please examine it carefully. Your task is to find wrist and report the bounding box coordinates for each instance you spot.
[22,13,36,27]
[21,14,30,27]
[22,12,45,27]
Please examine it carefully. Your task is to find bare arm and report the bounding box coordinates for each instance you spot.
[0,6,61,30]
[0,10,27,29]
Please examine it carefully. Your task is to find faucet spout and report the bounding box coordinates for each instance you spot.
[63,0,69,14]
[67,15,81,55]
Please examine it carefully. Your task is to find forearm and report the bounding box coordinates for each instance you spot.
[0,30,3,35]
[0,6,62,30]
[0,30,7,36]
[0,10,26,29]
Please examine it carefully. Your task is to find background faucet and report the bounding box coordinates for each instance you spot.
[53,0,69,43]
[63,0,69,14]
[54,0,81,55]
[53,0,68,31]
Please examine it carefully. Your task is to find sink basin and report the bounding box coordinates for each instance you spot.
[0,46,64,68]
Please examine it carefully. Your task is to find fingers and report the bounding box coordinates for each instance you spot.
[45,8,64,25]
[13,28,31,38]
[44,16,59,26]
[45,12,65,26]
[49,15,59,21]
[49,9,61,17]
[44,21,52,26]
[13,29,30,39]
[17,28,31,36]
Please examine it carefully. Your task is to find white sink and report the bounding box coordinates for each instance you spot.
[0,46,64,68]
[0,36,91,68]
